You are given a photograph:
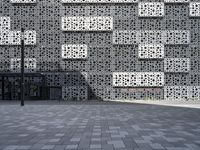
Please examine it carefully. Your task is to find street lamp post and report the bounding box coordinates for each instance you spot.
[21,28,25,106]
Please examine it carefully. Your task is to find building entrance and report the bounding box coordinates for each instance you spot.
[0,73,47,100]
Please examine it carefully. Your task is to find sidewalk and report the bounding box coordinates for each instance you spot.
[0,101,200,150]
[1,99,200,109]
[108,99,200,109]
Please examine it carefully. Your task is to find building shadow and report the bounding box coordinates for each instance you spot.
[0,71,103,101]
[44,71,103,101]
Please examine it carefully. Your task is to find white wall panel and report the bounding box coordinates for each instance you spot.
[9,31,21,45]
[164,58,190,72]
[190,3,200,17]
[10,58,37,72]
[0,17,10,31]
[61,0,138,3]
[113,72,164,87]
[164,0,190,3]
[24,30,37,45]
[10,0,37,3]
[62,44,87,59]
[138,3,164,17]
[62,17,113,31]
[0,31,10,45]
[0,30,36,45]
[138,44,164,59]
[163,30,190,45]
[164,86,200,100]
[138,30,163,44]
[112,30,138,45]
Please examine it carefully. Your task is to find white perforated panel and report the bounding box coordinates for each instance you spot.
[9,31,21,45]
[0,17,10,31]
[190,2,200,17]
[61,0,138,3]
[112,30,138,45]
[10,0,37,3]
[113,72,164,87]
[62,44,87,59]
[24,30,37,45]
[164,58,190,72]
[164,86,200,100]
[62,17,113,31]
[0,31,10,45]
[138,44,164,59]
[0,30,36,45]
[10,58,37,72]
[164,0,190,3]
[138,3,164,17]
[138,30,163,44]
[163,30,190,45]
[190,86,200,99]
[113,30,190,45]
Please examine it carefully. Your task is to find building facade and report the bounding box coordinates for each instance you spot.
[0,0,200,100]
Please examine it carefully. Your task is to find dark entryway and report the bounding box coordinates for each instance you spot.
[47,87,62,100]
[0,73,47,100]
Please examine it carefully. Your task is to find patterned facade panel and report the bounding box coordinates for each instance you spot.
[114,30,190,45]
[9,31,21,45]
[164,86,200,100]
[0,17,10,31]
[0,30,36,45]
[0,31,10,45]
[112,30,138,45]
[10,0,37,3]
[62,44,87,59]
[62,86,88,101]
[10,58,37,72]
[61,0,138,3]
[164,0,190,3]
[0,0,200,100]
[163,30,190,45]
[189,2,200,17]
[190,86,200,99]
[164,58,190,73]
[62,17,113,31]
[113,72,164,87]
[113,72,130,87]
[24,31,37,45]
[138,30,163,44]
[138,3,164,17]
[138,44,164,59]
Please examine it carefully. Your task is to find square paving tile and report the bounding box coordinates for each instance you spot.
[0,104,199,150]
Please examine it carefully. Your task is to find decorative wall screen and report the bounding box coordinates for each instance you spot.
[0,0,200,100]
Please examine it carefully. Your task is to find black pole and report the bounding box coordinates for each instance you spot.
[21,28,25,106]
[2,76,4,100]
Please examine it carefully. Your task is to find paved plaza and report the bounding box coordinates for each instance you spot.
[0,102,200,150]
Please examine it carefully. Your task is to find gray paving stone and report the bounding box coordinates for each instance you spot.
[3,146,18,150]
[16,146,31,149]
[101,144,114,150]
[53,145,66,150]
[41,145,55,149]
[65,145,78,149]
[107,140,125,148]
[49,139,60,142]
[91,138,101,141]
[70,138,80,142]
[90,144,101,148]
[0,104,199,150]
[55,133,65,137]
